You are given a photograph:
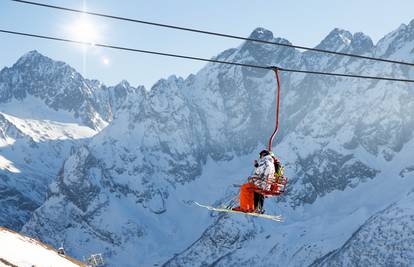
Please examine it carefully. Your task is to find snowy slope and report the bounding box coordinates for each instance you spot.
[0,51,142,230]
[0,227,86,267]
[0,111,96,142]
[20,20,414,267]
[0,110,97,230]
[313,190,414,266]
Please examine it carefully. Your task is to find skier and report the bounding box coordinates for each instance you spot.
[194,68,286,221]
[233,149,275,213]
[253,149,276,191]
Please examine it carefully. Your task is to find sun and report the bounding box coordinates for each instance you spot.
[102,57,110,65]
[68,16,100,44]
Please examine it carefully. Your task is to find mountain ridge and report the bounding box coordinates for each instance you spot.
[1,20,413,266]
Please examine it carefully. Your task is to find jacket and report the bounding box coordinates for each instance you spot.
[253,155,275,183]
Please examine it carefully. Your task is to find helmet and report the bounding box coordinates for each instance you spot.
[259,149,270,157]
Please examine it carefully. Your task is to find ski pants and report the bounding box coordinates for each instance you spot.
[239,183,259,212]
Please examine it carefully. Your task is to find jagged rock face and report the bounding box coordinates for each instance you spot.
[0,113,42,229]
[20,20,414,267]
[0,52,141,230]
[0,51,140,130]
[280,77,414,206]
[186,28,299,159]
[0,181,39,230]
[285,149,379,206]
[312,191,414,267]
[93,80,144,122]
[164,216,257,267]
[0,111,97,230]
[376,19,414,60]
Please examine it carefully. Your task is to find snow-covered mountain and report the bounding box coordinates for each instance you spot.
[312,190,414,266]
[0,50,142,130]
[0,109,96,230]
[10,19,414,266]
[0,51,140,230]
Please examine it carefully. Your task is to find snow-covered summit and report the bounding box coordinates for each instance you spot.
[238,27,296,66]
[248,27,274,41]
[0,50,141,130]
[349,32,374,54]
[375,19,414,61]
[316,28,353,51]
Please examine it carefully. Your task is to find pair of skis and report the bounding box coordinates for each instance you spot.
[193,201,283,222]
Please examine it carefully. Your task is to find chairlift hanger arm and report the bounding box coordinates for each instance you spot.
[267,67,281,152]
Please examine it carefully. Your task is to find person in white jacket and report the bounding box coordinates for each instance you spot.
[252,150,275,191]
[233,150,277,214]
[250,150,275,212]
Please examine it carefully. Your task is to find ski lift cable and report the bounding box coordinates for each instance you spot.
[10,0,414,68]
[1,29,414,83]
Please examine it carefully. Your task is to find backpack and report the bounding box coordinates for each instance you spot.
[272,156,284,178]
[272,156,287,193]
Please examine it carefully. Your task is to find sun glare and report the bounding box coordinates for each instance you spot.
[102,58,110,65]
[68,17,99,45]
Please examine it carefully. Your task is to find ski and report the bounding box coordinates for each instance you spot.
[193,201,283,222]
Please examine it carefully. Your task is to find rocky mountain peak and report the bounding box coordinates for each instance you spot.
[349,32,374,54]
[150,75,184,96]
[239,28,295,66]
[409,18,414,27]
[14,50,48,65]
[248,27,274,41]
[117,79,131,88]
[12,50,81,83]
[111,80,137,97]
[316,28,353,51]
[0,51,142,130]
[375,19,414,58]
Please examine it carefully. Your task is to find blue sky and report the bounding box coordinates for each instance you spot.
[1,0,414,89]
